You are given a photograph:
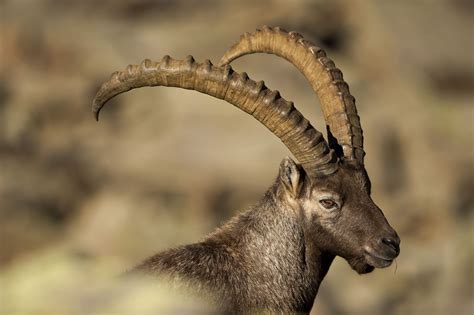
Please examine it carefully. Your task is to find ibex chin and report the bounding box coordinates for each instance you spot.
[92,26,400,313]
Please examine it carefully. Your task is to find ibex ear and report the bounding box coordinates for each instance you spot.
[279,157,303,197]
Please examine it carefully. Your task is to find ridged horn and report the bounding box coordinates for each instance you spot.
[92,56,338,176]
[218,26,365,165]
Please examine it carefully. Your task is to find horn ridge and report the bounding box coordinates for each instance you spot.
[92,56,338,176]
[218,26,365,164]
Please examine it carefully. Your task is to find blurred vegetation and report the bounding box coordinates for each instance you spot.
[0,0,473,314]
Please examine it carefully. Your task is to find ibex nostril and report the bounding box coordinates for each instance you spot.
[382,237,400,254]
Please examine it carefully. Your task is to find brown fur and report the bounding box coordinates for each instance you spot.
[132,158,400,313]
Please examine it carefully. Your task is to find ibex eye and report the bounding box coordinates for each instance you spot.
[319,199,338,210]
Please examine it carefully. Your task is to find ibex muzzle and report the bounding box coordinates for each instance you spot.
[92,26,400,312]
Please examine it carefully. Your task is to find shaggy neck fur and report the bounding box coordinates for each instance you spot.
[134,181,335,313]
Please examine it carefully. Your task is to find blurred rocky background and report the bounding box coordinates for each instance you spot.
[0,0,473,314]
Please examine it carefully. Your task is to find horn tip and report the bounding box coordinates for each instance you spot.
[92,100,101,121]
[92,109,100,121]
[93,109,100,121]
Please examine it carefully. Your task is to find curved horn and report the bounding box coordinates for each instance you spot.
[92,56,338,176]
[218,26,364,165]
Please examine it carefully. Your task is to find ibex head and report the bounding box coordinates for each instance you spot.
[277,157,399,274]
[218,26,400,274]
[93,26,399,280]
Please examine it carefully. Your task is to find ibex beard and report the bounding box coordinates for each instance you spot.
[92,26,400,313]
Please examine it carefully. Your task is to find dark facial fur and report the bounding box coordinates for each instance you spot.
[296,159,400,274]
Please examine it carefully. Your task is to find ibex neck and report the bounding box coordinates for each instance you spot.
[136,186,334,312]
[209,188,335,311]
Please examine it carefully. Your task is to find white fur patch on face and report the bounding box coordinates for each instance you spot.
[301,189,343,224]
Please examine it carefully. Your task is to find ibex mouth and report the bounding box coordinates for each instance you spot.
[363,248,394,268]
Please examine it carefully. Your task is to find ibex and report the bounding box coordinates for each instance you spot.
[92,26,400,313]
